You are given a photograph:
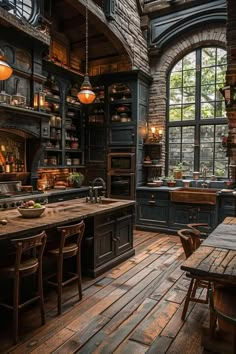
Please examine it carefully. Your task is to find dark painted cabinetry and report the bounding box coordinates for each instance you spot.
[83,206,135,277]
[217,194,235,223]
[136,189,169,229]
[136,188,217,233]
[169,203,217,230]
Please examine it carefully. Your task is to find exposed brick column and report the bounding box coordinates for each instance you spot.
[149,24,226,174]
[226,0,236,181]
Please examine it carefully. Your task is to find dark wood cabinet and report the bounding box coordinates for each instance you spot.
[84,206,135,277]
[136,189,169,230]
[169,203,217,230]
[218,194,235,223]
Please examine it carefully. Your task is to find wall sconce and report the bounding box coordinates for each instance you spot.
[150,127,163,142]
[219,85,236,107]
[34,90,46,111]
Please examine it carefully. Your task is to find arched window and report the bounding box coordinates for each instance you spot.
[167,47,228,178]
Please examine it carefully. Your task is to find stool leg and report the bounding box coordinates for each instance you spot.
[57,256,63,315]
[182,278,195,321]
[13,274,20,344]
[76,252,82,300]
[38,263,45,325]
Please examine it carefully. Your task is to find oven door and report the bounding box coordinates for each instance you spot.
[108,153,135,173]
[107,173,135,200]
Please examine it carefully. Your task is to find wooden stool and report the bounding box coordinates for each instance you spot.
[209,286,236,353]
[178,229,210,321]
[47,220,85,315]
[0,231,47,344]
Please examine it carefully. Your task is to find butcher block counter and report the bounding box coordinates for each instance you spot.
[0,198,136,277]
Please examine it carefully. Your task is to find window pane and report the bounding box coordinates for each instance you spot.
[183,104,195,120]
[202,48,216,67]
[183,52,196,70]
[216,65,226,83]
[217,48,227,65]
[201,67,216,85]
[201,103,215,119]
[172,60,182,72]
[200,125,214,142]
[169,127,181,143]
[170,88,182,104]
[216,101,226,118]
[201,85,215,102]
[169,106,182,122]
[170,71,182,88]
[183,70,196,87]
[183,87,195,103]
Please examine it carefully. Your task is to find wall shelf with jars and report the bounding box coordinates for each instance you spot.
[109,83,132,124]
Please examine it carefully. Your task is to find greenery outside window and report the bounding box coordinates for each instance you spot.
[167,47,228,178]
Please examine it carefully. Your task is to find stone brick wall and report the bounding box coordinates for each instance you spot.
[226,0,236,181]
[112,0,150,73]
[148,24,226,173]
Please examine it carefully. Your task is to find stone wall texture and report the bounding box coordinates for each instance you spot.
[148,24,226,172]
[112,0,150,73]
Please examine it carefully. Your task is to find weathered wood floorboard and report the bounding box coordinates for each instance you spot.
[0,231,210,354]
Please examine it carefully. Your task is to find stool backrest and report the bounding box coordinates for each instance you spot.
[57,220,85,254]
[11,231,47,273]
[177,229,202,259]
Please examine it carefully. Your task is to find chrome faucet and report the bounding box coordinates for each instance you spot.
[87,177,106,203]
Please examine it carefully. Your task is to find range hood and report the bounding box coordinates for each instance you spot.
[0,104,50,139]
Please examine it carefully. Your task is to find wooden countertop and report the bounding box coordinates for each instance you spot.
[0,198,135,240]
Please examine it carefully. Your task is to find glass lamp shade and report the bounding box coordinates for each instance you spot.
[0,59,13,80]
[77,75,96,104]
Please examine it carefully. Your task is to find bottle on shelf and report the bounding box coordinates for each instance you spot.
[5,155,11,173]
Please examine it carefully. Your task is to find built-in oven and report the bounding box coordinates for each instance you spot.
[107,152,135,173]
[107,173,135,200]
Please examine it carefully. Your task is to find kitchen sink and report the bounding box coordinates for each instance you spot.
[170,188,218,205]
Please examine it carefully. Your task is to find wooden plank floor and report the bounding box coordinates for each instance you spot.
[0,230,211,354]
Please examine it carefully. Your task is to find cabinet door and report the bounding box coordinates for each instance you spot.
[218,196,235,223]
[196,206,216,230]
[109,125,135,146]
[136,198,169,227]
[116,214,133,255]
[95,221,116,266]
[169,204,194,229]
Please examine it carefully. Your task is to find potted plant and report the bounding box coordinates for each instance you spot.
[67,172,85,188]
[166,175,176,187]
[173,162,183,179]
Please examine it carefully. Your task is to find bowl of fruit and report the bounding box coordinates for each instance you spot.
[17,200,46,218]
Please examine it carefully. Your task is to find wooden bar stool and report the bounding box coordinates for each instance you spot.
[0,231,47,344]
[178,229,210,320]
[46,220,85,315]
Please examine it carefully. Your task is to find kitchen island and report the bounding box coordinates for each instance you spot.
[0,198,135,277]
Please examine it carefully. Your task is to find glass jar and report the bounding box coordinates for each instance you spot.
[11,93,26,107]
[0,91,11,104]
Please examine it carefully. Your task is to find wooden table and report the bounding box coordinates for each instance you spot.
[181,217,236,286]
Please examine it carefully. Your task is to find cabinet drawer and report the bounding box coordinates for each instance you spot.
[219,197,235,209]
[137,198,169,207]
[136,191,169,201]
[95,213,116,227]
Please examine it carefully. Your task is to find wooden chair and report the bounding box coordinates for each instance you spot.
[177,228,210,321]
[209,285,236,352]
[47,220,85,315]
[0,231,47,344]
[187,223,210,239]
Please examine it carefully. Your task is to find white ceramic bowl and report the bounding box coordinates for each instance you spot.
[17,206,46,218]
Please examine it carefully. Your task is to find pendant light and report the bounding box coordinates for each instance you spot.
[77,0,96,104]
[0,48,13,80]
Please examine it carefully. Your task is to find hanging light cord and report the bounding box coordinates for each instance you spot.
[85,0,88,76]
